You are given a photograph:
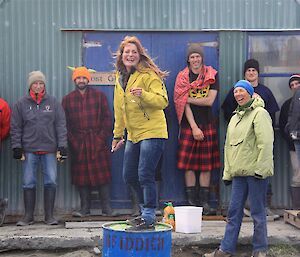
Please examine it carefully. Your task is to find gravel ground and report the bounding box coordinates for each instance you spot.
[1,245,300,257]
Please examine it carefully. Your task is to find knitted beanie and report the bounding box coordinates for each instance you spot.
[187,43,204,62]
[243,59,260,74]
[234,80,254,96]
[289,74,300,88]
[72,66,91,82]
[27,71,46,88]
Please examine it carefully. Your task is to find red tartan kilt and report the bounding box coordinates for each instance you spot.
[177,123,220,172]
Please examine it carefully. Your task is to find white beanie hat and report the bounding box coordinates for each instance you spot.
[27,71,46,88]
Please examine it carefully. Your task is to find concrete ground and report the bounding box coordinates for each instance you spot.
[0,218,299,251]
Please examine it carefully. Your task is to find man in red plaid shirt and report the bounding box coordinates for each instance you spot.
[62,67,117,217]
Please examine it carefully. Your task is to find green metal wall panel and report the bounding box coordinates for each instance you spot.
[0,0,298,216]
[218,32,247,205]
[0,0,83,216]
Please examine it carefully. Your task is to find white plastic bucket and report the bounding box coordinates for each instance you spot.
[174,206,203,233]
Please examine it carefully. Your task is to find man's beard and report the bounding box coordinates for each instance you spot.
[76,83,88,91]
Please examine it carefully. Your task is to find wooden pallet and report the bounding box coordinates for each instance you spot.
[284,210,300,229]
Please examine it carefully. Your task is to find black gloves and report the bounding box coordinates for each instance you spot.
[58,147,68,160]
[223,180,232,186]
[13,148,23,160]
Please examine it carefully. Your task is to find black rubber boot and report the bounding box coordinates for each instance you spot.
[291,187,300,209]
[0,198,8,226]
[199,187,214,215]
[99,184,118,217]
[72,186,91,217]
[129,186,141,217]
[44,186,58,225]
[186,186,198,206]
[17,188,36,226]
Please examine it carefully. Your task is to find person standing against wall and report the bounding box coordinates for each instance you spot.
[279,74,300,210]
[0,97,11,226]
[62,66,117,217]
[174,43,220,215]
[222,59,279,217]
[111,36,168,230]
[222,59,279,124]
[11,71,67,226]
[204,80,274,257]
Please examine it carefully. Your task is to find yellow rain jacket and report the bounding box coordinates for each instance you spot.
[113,68,168,143]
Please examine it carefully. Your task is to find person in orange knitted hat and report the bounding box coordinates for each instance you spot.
[63,66,118,217]
[72,66,91,83]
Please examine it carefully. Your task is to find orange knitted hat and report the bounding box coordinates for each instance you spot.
[72,66,91,82]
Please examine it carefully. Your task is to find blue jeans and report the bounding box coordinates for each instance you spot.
[22,153,57,189]
[123,139,165,225]
[220,176,268,254]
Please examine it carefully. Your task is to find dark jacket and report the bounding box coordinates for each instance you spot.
[287,88,300,140]
[279,98,295,151]
[11,94,67,152]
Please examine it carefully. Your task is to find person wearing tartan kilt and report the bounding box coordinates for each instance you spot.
[62,67,117,217]
[174,43,220,215]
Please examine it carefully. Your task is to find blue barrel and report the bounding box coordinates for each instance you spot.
[102,222,172,257]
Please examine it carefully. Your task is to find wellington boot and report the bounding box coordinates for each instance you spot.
[17,188,35,226]
[0,198,8,226]
[199,187,215,215]
[72,186,91,217]
[186,186,197,206]
[44,186,58,225]
[100,184,119,217]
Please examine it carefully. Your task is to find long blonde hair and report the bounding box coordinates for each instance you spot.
[115,36,168,79]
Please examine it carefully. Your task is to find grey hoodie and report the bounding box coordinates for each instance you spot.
[11,93,67,152]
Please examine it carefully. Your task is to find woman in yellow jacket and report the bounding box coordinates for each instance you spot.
[111,36,168,230]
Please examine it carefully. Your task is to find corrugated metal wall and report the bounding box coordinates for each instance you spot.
[1,0,299,215]
[218,32,248,205]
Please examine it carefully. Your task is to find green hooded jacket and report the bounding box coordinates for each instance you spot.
[223,97,274,181]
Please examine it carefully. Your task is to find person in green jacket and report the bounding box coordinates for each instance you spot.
[204,80,274,257]
[111,35,168,230]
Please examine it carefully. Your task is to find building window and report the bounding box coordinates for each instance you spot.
[248,33,300,123]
